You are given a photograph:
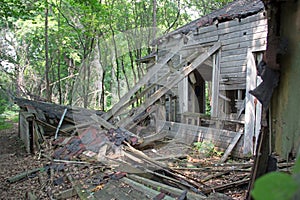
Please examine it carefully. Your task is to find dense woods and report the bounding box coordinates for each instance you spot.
[0,0,232,111]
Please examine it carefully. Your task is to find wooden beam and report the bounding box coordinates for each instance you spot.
[91,114,116,130]
[35,119,70,135]
[118,42,221,129]
[219,131,243,163]
[203,178,250,194]
[103,40,185,121]
[112,51,201,119]
[90,114,142,142]
[127,175,206,200]
[121,177,174,200]
[211,52,220,117]
[244,51,257,154]
[8,167,45,183]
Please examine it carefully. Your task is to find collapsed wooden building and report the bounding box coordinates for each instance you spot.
[133,0,267,156]
[13,0,279,199]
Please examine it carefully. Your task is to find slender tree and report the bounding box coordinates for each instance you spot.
[45,0,51,102]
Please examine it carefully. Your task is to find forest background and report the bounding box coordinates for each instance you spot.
[0,0,232,116]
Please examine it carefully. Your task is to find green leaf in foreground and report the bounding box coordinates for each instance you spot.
[252,172,299,200]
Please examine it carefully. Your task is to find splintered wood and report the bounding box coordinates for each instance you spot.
[11,97,297,199]
[12,97,257,199]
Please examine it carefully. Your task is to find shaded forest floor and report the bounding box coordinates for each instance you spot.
[0,122,77,199]
[0,122,43,199]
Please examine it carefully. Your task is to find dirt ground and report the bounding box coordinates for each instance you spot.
[0,123,49,199]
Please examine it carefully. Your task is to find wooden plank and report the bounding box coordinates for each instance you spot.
[211,52,220,117]
[162,121,238,138]
[103,39,185,121]
[127,175,206,200]
[220,80,246,86]
[218,11,266,29]
[178,77,189,115]
[8,167,45,183]
[194,12,266,35]
[160,41,181,50]
[220,65,247,74]
[219,132,243,163]
[220,60,247,68]
[117,42,221,128]
[90,114,116,130]
[121,177,175,200]
[220,72,247,78]
[203,178,250,194]
[244,51,257,154]
[222,48,248,57]
[220,77,246,83]
[187,35,219,45]
[160,120,242,152]
[220,24,267,41]
[219,83,246,91]
[186,23,267,55]
[221,31,268,46]
[222,38,266,51]
[192,21,267,43]
[115,51,201,118]
[246,127,270,199]
[254,53,263,153]
[221,53,247,63]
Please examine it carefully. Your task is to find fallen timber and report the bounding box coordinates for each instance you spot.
[13,96,264,199]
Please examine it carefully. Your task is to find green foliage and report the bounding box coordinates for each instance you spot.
[252,157,300,200]
[194,141,223,157]
[0,0,235,109]
[0,103,19,131]
[205,82,211,115]
[0,0,42,26]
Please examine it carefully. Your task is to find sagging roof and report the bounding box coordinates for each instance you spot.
[156,0,264,44]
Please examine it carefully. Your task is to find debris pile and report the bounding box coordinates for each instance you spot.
[6,97,293,199]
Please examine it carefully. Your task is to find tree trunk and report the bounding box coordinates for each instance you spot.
[45,0,51,102]
[152,0,157,42]
[57,0,62,104]
[121,55,130,91]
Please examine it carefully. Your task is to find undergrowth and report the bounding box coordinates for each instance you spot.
[0,105,19,130]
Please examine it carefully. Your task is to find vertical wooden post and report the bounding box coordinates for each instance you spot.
[244,51,257,154]
[247,125,270,200]
[211,52,220,118]
[28,118,34,154]
[179,77,189,122]
[168,94,172,121]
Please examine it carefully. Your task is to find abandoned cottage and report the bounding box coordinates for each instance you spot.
[14,0,298,199]
[136,0,267,156]
[16,0,268,158]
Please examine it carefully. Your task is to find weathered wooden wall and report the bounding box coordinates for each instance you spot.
[19,111,34,153]
[190,11,267,90]
[147,11,268,157]
[151,11,267,109]
[271,1,300,158]
[160,121,244,157]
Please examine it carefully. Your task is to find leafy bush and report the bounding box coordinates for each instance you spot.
[0,98,7,114]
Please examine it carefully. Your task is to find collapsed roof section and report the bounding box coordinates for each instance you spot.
[154,0,264,45]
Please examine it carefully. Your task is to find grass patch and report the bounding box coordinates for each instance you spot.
[0,121,13,130]
[0,106,19,130]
